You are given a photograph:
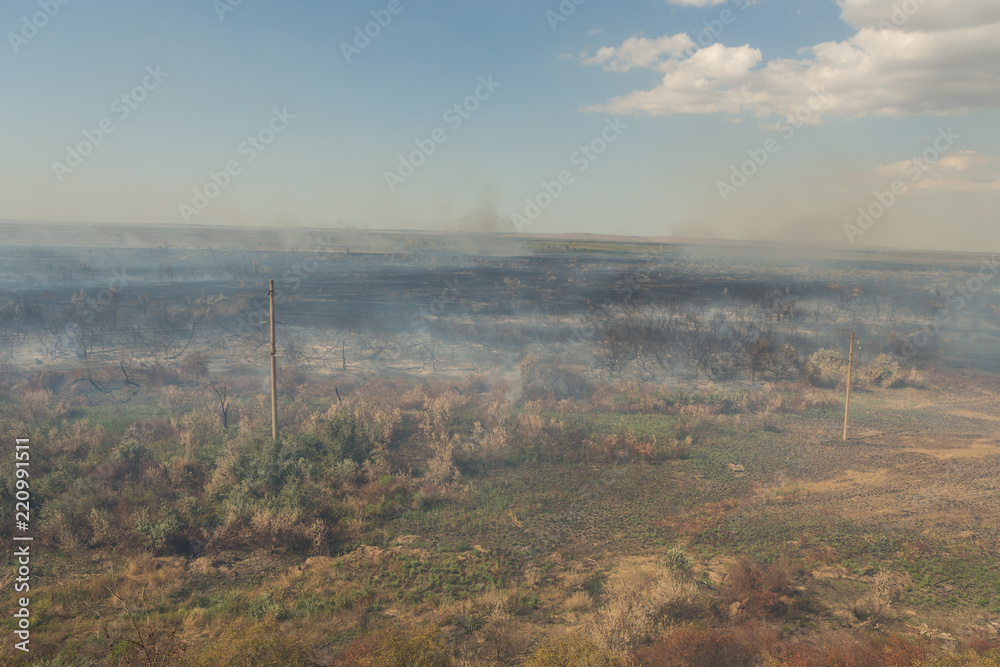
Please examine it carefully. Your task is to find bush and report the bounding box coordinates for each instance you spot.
[588,430,659,463]
[770,633,927,666]
[803,349,845,388]
[133,510,181,553]
[859,353,903,389]
[636,623,779,666]
[853,570,897,622]
[663,548,693,574]
[336,625,452,666]
[188,619,312,667]
[322,398,401,465]
[594,562,701,651]
[919,649,1000,666]
[180,351,210,379]
[526,634,624,667]
[720,556,796,619]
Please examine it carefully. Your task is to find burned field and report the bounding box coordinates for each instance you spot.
[2,225,1000,665]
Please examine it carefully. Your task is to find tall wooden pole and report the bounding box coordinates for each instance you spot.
[843,332,854,441]
[269,279,278,442]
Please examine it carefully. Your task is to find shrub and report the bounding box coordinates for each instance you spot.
[720,556,795,619]
[336,625,452,666]
[662,436,692,461]
[663,548,693,574]
[636,623,779,666]
[588,431,659,463]
[803,349,845,388]
[859,353,903,389]
[919,649,1000,666]
[594,562,701,651]
[425,434,460,485]
[526,634,624,667]
[769,633,927,666]
[322,398,401,465]
[853,570,902,622]
[967,637,1000,658]
[134,360,181,387]
[133,510,181,553]
[563,590,594,613]
[906,367,926,387]
[188,619,311,667]
[180,351,210,379]
[52,418,107,459]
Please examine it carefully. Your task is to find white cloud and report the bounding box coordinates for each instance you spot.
[582,33,695,72]
[876,150,1000,192]
[836,0,1000,31]
[581,0,1000,121]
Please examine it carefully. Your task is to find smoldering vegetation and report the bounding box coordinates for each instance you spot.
[1,226,998,393]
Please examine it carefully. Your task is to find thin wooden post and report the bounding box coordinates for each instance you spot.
[843,332,854,441]
[269,279,278,442]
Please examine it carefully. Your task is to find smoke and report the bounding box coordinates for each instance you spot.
[452,186,513,235]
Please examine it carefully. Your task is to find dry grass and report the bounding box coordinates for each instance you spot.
[525,634,624,667]
[564,590,594,613]
[593,561,702,651]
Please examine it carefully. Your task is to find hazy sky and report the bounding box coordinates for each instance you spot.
[2,0,998,251]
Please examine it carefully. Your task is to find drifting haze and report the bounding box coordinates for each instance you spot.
[1,0,997,251]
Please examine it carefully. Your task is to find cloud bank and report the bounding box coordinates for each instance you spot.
[582,0,1000,122]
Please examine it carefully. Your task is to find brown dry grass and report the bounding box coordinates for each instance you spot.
[592,560,702,651]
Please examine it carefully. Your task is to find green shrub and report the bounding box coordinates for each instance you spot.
[133,509,181,552]
[663,548,693,574]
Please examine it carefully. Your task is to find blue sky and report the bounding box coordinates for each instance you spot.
[2,0,999,251]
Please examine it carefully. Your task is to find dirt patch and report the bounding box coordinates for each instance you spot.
[948,409,1000,423]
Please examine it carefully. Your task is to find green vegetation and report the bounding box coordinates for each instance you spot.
[1,359,998,666]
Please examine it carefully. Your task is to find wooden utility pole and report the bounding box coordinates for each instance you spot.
[269,279,278,442]
[843,332,855,441]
